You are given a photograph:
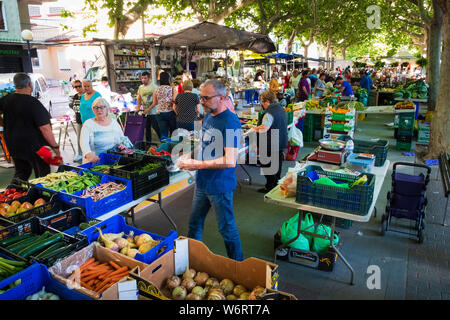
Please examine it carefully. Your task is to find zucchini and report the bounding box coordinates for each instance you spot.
[21,233,64,258]
[45,246,73,260]
[6,235,40,252]
[0,233,33,247]
[35,241,66,259]
[14,232,52,255]
[0,257,26,267]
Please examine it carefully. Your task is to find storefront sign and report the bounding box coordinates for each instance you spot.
[0,49,20,55]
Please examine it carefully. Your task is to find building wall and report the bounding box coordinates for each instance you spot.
[33,45,102,81]
[0,0,22,41]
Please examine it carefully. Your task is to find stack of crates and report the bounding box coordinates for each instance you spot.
[302,114,323,143]
[396,112,415,151]
[323,108,355,140]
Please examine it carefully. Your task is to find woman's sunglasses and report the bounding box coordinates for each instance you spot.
[74,85,82,88]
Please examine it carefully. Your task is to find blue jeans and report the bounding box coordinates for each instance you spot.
[176,121,194,131]
[156,111,177,139]
[188,188,244,261]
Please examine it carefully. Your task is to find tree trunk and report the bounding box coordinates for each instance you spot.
[427,0,450,157]
[286,28,297,54]
[426,0,443,111]
[341,47,346,60]
[326,35,331,69]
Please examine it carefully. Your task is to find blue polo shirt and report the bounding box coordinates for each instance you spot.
[341,81,354,96]
[359,75,373,94]
[196,109,242,194]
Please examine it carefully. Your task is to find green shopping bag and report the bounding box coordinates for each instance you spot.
[280,213,315,250]
[311,224,339,254]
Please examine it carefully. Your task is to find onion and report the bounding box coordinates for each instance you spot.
[182,266,196,279]
[219,278,235,296]
[114,237,129,250]
[181,277,197,292]
[233,284,247,297]
[207,288,225,300]
[166,275,181,291]
[239,292,250,300]
[172,286,187,300]
[205,277,220,288]
[226,294,238,300]
[249,286,265,300]
[191,286,206,298]
[194,272,209,286]
[186,293,202,300]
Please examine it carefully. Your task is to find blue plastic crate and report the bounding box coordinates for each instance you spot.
[32,166,103,195]
[56,174,133,219]
[81,215,177,264]
[296,165,375,215]
[0,263,92,300]
[346,153,375,173]
[76,153,139,174]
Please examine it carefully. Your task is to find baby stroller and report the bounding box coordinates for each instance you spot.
[381,162,431,243]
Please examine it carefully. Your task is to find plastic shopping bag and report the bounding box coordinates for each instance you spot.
[285,144,300,161]
[311,224,339,254]
[288,125,303,147]
[280,212,315,250]
[280,172,297,198]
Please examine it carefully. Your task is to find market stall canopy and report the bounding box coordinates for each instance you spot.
[267,53,302,60]
[156,22,276,54]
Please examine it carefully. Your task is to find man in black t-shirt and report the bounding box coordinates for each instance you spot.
[0,73,61,182]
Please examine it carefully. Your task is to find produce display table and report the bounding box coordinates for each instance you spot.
[93,169,197,231]
[264,160,390,285]
[394,98,427,120]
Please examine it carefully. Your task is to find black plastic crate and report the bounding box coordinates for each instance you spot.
[0,217,88,267]
[38,205,100,236]
[296,165,375,216]
[353,139,389,167]
[2,188,58,224]
[274,230,339,272]
[0,217,14,230]
[109,155,170,200]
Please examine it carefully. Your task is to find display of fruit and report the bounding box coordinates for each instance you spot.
[164,269,267,300]
[0,198,46,218]
[95,228,161,258]
[305,100,321,110]
[0,188,27,203]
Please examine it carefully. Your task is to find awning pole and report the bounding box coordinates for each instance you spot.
[225,50,228,78]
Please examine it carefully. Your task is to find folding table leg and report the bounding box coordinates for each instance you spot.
[444,197,449,227]
[333,244,355,285]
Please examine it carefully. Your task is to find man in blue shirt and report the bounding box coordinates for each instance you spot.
[336,76,354,97]
[178,79,244,261]
[359,71,374,95]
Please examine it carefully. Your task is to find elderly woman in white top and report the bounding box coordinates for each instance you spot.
[80,97,124,163]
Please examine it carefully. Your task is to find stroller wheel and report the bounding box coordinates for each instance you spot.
[418,229,424,244]
[380,214,387,236]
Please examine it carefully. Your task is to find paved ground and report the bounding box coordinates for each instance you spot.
[0,96,448,300]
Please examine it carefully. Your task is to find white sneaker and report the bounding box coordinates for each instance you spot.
[73,155,83,163]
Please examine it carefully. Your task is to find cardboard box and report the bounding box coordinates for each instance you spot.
[48,243,148,300]
[130,237,279,300]
[261,288,297,300]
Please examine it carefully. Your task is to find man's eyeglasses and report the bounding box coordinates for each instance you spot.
[93,105,106,110]
[74,85,82,88]
[200,94,221,101]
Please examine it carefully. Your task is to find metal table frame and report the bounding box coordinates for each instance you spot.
[95,187,177,231]
[264,160,390,285]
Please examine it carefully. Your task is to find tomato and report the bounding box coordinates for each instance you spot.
[12,194,22,200]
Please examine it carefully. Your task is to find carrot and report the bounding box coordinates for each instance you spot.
[109,261,121,270]
[82,270,109,282]
[108,266,128,277]
[79,258,95,270]
[80,281,93,291]
[97,281,115,294]
[95,278,114,293]
[98,269,115,280]
[87,279,96,287]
